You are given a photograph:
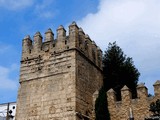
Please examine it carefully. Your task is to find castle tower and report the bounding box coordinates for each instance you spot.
[16,22,103,120]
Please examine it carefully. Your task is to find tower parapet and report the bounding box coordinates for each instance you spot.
[21,22,102,69]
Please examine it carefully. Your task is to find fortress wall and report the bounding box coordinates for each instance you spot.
[107,81,160,120]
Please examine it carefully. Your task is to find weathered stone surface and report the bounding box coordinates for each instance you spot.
[16,22,103,120]
[107,82,160,120]
[16,21,160,120]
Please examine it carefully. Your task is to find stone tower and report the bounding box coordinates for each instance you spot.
[16,22,103,120]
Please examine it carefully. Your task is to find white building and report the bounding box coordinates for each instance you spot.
[0,102,16,120]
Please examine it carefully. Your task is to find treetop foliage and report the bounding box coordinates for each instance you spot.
[95,42,140,120]
[103,42,140,99]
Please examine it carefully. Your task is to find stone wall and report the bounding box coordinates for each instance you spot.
[107,80,160,120]
[75,50,103,119]
[16,50,76,120]
[16,22,103,120]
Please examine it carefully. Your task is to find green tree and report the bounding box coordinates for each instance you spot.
[150,99,160,116]
[103,42,140,100]
[95,42,140,120]
[95,86,110,120]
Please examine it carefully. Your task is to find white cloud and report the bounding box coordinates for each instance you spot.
[0,0,55,18]
[0,0,34,10]
[0,65,18,90]
[78,0,160,94]
[34,0,55,19]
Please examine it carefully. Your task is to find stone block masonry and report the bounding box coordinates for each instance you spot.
[107,80,160,120]
[15,22,103,120]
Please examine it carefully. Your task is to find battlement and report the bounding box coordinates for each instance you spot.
[22,22,102,69]
[107,80,160,102]
[107,80,160,120]
[17,21,103,120]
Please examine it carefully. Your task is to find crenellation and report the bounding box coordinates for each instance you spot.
[22,35,32,58]
[84,34,92,60]
[91,41,97,64]
[33,31,42,53]
[56,25,67,51]
[16,22,103,120]
[153,80,160,97]
[121,85,131,105]
[107,83,160,120]
[69,21,79,48]
[107,88,116,105]
[97,46,102,69]
[78,27,85,51]
[21,22,102,70]
[137,83,148,99]
[44,28,54,42]
[78,27,85,35]
[57,25,66,39]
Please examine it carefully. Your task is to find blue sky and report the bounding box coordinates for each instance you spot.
[0,0,160,103]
